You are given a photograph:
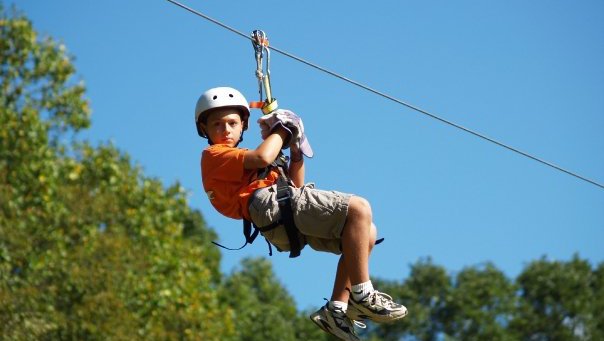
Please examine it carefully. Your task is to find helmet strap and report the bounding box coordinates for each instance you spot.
[235,132,244,147]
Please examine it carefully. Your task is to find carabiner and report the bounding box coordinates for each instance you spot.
[250,30,278,114]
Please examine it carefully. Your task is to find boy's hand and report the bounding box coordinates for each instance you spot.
[258,114,293,146]
[257,109,313,157]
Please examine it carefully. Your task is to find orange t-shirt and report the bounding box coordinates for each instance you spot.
[201,144,279,221]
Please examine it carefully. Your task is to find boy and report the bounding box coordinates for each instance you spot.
[196,87,407,341]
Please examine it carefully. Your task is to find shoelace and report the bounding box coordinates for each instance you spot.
[368,290,399,309]
[351,319,367,329]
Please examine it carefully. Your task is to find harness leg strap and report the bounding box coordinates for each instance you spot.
[274,174,302,258]
[279,196,301,258]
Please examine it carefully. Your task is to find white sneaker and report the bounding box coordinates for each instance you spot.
[348,290,408,323]
[310,304,360,341]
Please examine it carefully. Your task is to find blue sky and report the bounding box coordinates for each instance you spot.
[12,0,604,310]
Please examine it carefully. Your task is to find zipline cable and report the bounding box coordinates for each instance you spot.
[166,0,604,190]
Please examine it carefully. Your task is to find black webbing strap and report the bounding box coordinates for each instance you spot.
[211,219,282,256]
[211,219,259,251]
[258,152,302,258]
[275,171,302,258]
[243,219,259,244]
[257,152,288,180]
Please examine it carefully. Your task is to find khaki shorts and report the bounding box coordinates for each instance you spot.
[248,183,352,255]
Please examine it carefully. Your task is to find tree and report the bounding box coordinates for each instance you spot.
[366,257,603,341]
[367,258,451,341]
[509,255,598,340]
[1,4,92,337]
[441,263,516,341]
[220,257,330,341]
[592,262,604,340]
[1,5,230,339]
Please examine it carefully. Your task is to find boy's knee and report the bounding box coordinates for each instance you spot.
[349,196,372,222]
[370,223,377,246]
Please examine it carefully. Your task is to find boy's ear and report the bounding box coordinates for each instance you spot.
[197,120,208,137]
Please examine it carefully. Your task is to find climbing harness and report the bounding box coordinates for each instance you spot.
[256,153,303,258]
[212,152,302,258]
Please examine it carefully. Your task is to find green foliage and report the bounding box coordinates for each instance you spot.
[509,255,598,340]
[220,257,329,341]
[592,263,604,340]
[0,5,229,340]
[369,258,451,341]
[365,257,603,341]
[442,263,516,341]
[0,4,89,140]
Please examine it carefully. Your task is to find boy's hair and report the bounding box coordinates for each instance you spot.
[198,106,247,124]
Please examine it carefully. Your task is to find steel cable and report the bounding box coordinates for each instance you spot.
[166,0,604,190]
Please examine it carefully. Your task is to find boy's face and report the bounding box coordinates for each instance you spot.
[202,108,244,147]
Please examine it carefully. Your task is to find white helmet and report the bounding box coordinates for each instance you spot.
[195,87,250,138]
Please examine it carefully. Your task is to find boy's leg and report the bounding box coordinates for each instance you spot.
[332,221,377,303]
[331,257,351,303]
[340,196,408,323]
[340,196,375,285]
[309,199,379,340]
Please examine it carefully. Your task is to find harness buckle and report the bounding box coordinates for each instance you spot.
[276,185,291,202]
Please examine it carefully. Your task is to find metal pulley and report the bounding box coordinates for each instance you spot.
[250,30,278,114]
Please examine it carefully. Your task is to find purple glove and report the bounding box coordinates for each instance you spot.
[257,109,313,157]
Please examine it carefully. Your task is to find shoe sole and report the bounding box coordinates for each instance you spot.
[367,309,408,323]
[310,312,359,341]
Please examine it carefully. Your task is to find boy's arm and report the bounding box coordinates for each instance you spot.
[243,127,289,169]
[288,147,304,187]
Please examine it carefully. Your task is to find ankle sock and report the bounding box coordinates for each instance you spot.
[351,281,374,301]
[329,300,348,312]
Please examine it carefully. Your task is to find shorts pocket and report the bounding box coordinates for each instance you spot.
[261,226,291,251]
